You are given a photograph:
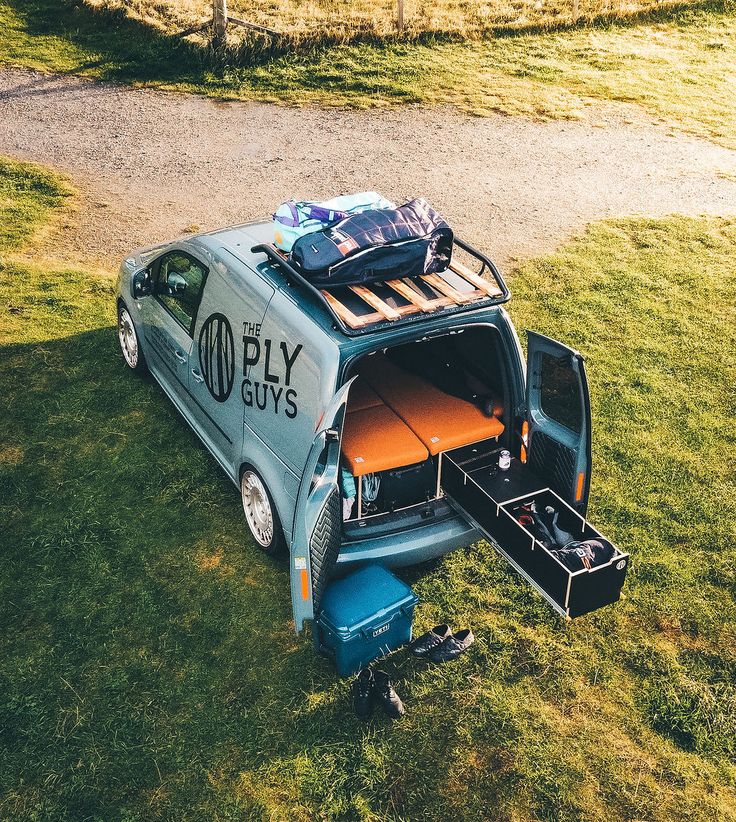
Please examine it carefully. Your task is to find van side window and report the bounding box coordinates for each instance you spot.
[540,352,582,434]
[154,251,208,335]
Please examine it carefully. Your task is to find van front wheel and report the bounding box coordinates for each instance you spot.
[241,468,286,556]
[117,304,147,374]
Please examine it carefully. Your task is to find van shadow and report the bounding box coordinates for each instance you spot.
[4,325,422,810]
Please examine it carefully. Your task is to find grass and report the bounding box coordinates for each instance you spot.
[1,1,736,149]
[85,0,713,44]
[2,158,736,821]
[0,158,74,255]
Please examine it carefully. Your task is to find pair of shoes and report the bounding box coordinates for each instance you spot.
[352,668,405,720]
[410,624,475,663]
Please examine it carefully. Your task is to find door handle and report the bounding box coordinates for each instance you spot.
[191,368,204,383]
[174,350,187,363]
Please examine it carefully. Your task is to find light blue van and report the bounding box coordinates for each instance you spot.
[116,220,628,632]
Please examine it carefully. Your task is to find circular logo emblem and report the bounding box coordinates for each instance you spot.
[616,559,626,571]
[199,313,234,402]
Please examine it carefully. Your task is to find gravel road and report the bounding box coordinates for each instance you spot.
[1,67,735,270]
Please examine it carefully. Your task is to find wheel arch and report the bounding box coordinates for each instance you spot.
[238,456,297,547]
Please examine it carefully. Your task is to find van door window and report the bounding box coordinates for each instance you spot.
[154,251,208,335]
[539,352,583,434]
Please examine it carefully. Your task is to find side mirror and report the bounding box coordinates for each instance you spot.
[166,273,187,295]
[132,269,152,299]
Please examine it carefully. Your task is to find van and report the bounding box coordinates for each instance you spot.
[116,219,629,635]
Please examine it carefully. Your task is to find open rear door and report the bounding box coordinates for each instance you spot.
[526,332,592,515]
[290,379,354,632]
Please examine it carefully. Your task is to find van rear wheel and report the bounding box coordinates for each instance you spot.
[241,468,286,557]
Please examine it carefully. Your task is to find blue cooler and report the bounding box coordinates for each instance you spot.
[316,565,418,677]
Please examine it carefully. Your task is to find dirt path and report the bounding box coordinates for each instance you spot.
[1,67,735,271]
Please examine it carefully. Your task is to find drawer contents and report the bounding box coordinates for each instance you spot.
[509,498,616,570]
[498,490,629,617]
[550,540,616,572]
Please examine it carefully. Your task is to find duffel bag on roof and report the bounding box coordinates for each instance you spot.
[289,198,453,288]
[273,192,395,253]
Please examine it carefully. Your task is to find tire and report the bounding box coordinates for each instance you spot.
[240,467,286,556]
[117,303,147,374]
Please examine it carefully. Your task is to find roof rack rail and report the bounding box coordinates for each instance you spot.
[250,237,510,337]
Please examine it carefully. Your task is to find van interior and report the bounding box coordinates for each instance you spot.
[341,327,511,521]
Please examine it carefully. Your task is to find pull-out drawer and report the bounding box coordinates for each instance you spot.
[441,448,629,618]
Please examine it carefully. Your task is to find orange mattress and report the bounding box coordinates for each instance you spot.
[347,378,384,413]
[341,404,429,476]
[359,354,504,455]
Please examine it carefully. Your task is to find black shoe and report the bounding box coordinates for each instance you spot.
[373,670,405,719]
[545,505,576,548]
[410,624,452,657]
[529,509,557,550]
[429,629,475,663]
[352,668,375,720]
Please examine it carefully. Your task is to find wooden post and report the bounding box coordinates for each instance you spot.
[397,0,404,32]
[213,0,228,44]
[571,0,579,20]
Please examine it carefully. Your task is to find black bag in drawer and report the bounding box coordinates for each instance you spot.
[550,539,616,572]
[375,458,435,512]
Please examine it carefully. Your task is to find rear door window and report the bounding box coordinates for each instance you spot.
[539,351,583,434]
[154,251,208,335]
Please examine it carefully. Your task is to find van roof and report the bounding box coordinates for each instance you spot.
[195,219,510,340]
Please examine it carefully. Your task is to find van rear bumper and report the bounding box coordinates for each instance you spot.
[336,510,480,570]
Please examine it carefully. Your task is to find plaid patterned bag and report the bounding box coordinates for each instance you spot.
[289,198,453,288]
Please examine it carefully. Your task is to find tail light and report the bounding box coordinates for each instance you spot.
[520,420,529,463]
[575,472,585,502]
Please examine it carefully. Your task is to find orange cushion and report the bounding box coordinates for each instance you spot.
[359,354,504,455]
[341,404,429,476]
[348,378,384,413]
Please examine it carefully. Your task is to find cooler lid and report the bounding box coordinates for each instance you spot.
[318,565,418,636]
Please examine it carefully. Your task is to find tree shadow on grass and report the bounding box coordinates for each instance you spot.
[5,0,210,84]
[7,0,733,84]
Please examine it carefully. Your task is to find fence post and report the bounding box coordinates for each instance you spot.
[397,0,404,32]
[571,0,579,20]
[213,0,228,43]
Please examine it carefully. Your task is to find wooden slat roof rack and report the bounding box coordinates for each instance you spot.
[251,237,510,336]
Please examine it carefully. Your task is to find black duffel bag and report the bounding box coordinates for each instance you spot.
[289,197,453,288]
[551,539,616,572]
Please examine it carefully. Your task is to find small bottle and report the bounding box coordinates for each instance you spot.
[499,449,511,471]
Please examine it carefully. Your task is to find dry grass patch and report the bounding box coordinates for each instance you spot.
[0,445,24,466]
[87,0,714,43]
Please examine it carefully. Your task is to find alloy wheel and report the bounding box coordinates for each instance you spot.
[118,307,139,368]
[241,470,275,548]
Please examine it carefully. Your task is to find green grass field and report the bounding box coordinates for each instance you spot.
[1,158,735,821]
[1,0,735,149]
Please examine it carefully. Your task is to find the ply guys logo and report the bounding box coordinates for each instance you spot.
[242,321,302,418]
